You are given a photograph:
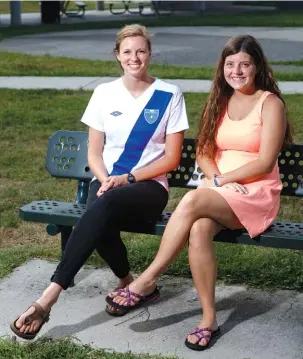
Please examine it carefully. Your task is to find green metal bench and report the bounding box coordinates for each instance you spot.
[108,1,173,16]
[20,130,303,256]
[60,1,87,18]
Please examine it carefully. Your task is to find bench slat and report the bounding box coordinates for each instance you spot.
[20,201,303,250]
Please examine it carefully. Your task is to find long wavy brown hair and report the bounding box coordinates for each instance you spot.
[196,35,293,159]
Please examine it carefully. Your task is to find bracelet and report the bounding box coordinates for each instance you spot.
[213,174,221,187]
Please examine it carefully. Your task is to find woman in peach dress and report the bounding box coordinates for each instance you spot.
[106,35,293,351]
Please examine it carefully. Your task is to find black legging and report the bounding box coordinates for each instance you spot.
[51,180,168,289]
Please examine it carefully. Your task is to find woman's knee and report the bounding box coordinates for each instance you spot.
[176,190,198,215]
[176,189,208,217]
[189,218,217,248]
[81,191,121,228]
[94,189,121,208]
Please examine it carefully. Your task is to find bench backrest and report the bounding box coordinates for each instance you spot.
[46,130,303,197]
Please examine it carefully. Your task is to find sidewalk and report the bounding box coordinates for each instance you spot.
[1,76,303,94]
[1,26,303,66]
[1,259,302,359]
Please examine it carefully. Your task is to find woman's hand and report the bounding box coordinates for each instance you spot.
[223,182,248,195]
[97,175,128,197]
[198,177,248,195]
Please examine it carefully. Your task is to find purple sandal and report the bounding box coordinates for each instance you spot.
[105,287,128,317]
[105,286,160,312]
[184,326,221,351]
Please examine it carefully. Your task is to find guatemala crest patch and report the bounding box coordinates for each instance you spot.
[144,109,159,124]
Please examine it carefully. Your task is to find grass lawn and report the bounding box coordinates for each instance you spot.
[1,51,303,81]
[0,51,214,79]
[0,89,302,291]
[0,337,176,359]
[272,59,303,66]
[1,10,303,42]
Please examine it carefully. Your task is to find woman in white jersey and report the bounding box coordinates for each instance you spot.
[10,24,189,339]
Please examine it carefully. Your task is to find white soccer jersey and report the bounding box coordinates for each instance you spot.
[81,78,189,190]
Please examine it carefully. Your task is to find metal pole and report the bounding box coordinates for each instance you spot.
[200,1,206,12]
[10,0,21,26]
[96,1,104,11]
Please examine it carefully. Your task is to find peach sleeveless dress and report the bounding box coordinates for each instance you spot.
[210,91,282,238]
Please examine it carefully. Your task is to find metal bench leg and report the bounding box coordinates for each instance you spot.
[61,226,75,287]
[126,1,143,14]
[109,1,127,14]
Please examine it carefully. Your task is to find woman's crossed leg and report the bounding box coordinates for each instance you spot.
[108,188,243,349]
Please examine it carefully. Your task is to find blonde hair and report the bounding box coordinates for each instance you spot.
[114,24,152,53]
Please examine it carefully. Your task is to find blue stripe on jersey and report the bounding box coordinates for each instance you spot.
[110,89,173,176]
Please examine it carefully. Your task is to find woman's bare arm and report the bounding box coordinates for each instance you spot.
[87,127,109,183]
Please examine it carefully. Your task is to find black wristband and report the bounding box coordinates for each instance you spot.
[127,173,136,184]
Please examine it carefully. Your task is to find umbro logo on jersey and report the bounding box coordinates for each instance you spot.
[110,111,122,117]
[144,109,159,124]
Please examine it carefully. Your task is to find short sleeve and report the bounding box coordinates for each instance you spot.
[80,86,104,132]
[166,89,189,134]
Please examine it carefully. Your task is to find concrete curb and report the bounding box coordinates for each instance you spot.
[1,77,303,93]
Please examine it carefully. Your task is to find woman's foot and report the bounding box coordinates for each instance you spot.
[106,285,160,312]
[185,318,219,350]
[106,275,159,314]
[12,283,61,337]
[108,275,157,307]
[13,300,50,336]
[106,272,134,315]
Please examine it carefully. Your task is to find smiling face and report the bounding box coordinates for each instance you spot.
[116,36,151,79]
[223,51,257,92]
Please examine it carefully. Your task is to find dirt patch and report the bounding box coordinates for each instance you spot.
[0,223,58,249]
